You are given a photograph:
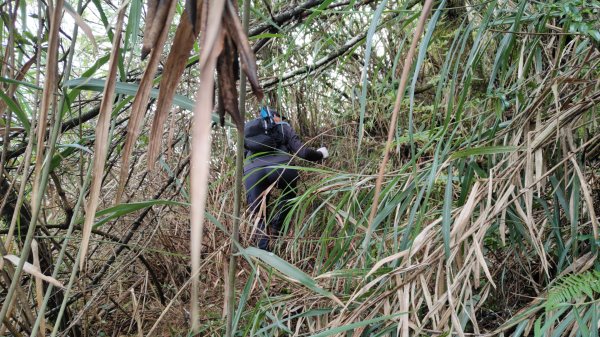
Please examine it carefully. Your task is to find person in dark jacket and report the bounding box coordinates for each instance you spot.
[244,107,328,250]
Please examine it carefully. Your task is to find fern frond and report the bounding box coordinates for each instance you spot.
[546,270,600,311]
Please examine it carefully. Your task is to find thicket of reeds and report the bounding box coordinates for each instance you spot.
[0,0,598,336]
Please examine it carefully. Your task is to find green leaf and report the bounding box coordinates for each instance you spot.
[90,200,188,228]
[304,0,336,25]
[64,55,111,110]
[50,141,94,171]
[0,90,30,132]
[0,76,42,90]
[450,146,518,160]
[358,0,389,150]
[123,0,142,76]
[63,78,229,125]
[240,247,342,305]
[91,0,113,41]
[309,313,405,337]
[232,268,256,333]
[249,33,285,40]
[57,143,94,155]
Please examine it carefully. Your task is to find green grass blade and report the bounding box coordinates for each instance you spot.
[0,76,42,90]
[357,0,388,150]
[408,0,445,159]
[232,268,256,333]
[64,78,228,125]
[450,146,518,160]
[240,247,342,305]
[89,200,188,228]
[309,313,405,337]
[0,90,30,132]
[124,0,142,71]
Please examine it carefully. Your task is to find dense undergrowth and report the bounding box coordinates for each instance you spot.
[0,0,599,336]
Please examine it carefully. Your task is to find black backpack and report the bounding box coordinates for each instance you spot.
[244,118,285,154]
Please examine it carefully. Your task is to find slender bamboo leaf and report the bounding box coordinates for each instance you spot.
[90,200,188,228]
[450,146,518,160]
[0,90,30,131]
[64,78,228,125]
[240,247,342,305]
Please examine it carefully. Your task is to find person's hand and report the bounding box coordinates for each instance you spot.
[317,147,329,159]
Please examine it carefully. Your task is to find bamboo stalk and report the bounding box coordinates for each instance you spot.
[0,0,65,325]
[27,0,85,333]
[225,0,251,335]
[31,240,45,335]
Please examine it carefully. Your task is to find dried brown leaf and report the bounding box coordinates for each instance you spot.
[186,0,203,35]
[141,0,160,59]
[224,0,263,101]
[116,0,177,203]
[147,6,199,170]
[4,255,64,289]
[80,3,127,270]
[570,156,599,241]
[190,1,225,332]
[197,0,226,71]
[217,34,242,129]
[146,0,171,54]
[32,0,63,202]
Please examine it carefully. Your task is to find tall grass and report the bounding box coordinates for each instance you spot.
[0,0,598,336]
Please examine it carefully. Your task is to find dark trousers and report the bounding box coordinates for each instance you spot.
[244,166,299,250]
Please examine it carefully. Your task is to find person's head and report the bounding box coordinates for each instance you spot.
[261,107,286,123]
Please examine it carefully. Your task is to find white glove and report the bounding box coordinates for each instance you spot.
[317,147,329,159]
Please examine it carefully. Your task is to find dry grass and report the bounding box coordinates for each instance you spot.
[0,0,599,336]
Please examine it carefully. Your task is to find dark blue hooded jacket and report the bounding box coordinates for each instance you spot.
[243,118,323,172]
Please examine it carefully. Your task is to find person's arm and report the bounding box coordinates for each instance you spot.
[281,124,325,162]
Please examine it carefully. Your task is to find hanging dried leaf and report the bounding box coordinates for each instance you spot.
[216,33,242,129]
[223,0,263,101]
[147,3,202,170]
[141,0,159,59]
[197,0,226,71]
[80,2,128,270]
[116,0,177,203]
[141,0,172,60]
[186,0,203,35]
[190,4,225,332]
[32,0,63,201]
